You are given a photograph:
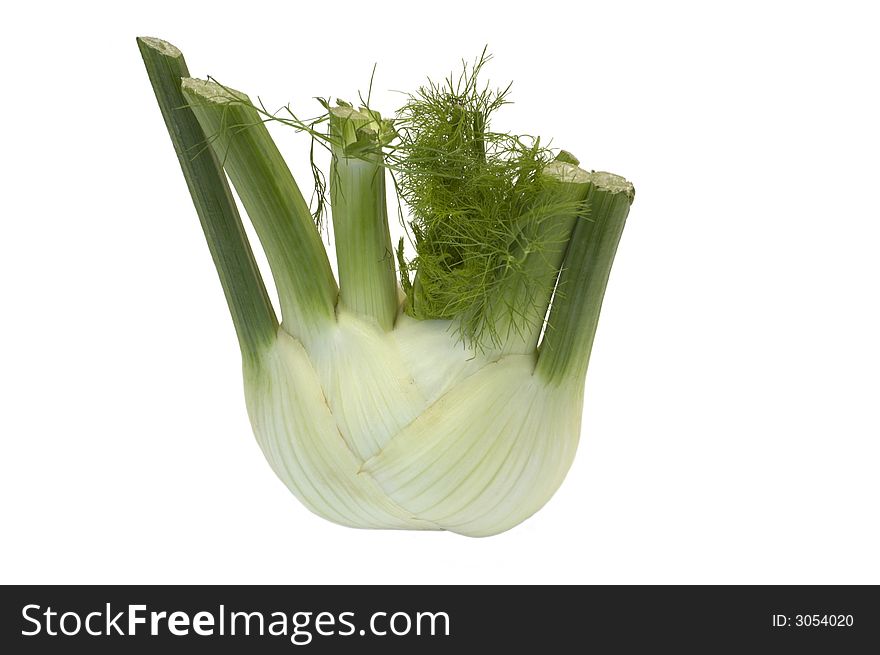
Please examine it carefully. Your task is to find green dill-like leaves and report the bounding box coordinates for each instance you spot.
[392,51,583,348]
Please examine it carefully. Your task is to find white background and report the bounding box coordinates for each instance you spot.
[1,1,878,584]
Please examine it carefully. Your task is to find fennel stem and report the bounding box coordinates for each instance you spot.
[536,172,634,386]
[328,107,398,330]
[495,162,591,355]
[136,37,277,366]
[181,79,338,346]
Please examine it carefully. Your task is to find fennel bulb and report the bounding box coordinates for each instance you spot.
[138,37,634,536]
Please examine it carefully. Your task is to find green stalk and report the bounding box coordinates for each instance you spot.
[328,106,398,330]
[536,172,634,386]
[180,78,338,343]
[136,37,277,367]
[496,161,591,354]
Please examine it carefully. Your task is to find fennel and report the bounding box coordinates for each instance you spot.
[138,37,634,536]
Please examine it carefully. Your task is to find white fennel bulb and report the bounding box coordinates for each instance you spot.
[247,312,583,536]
